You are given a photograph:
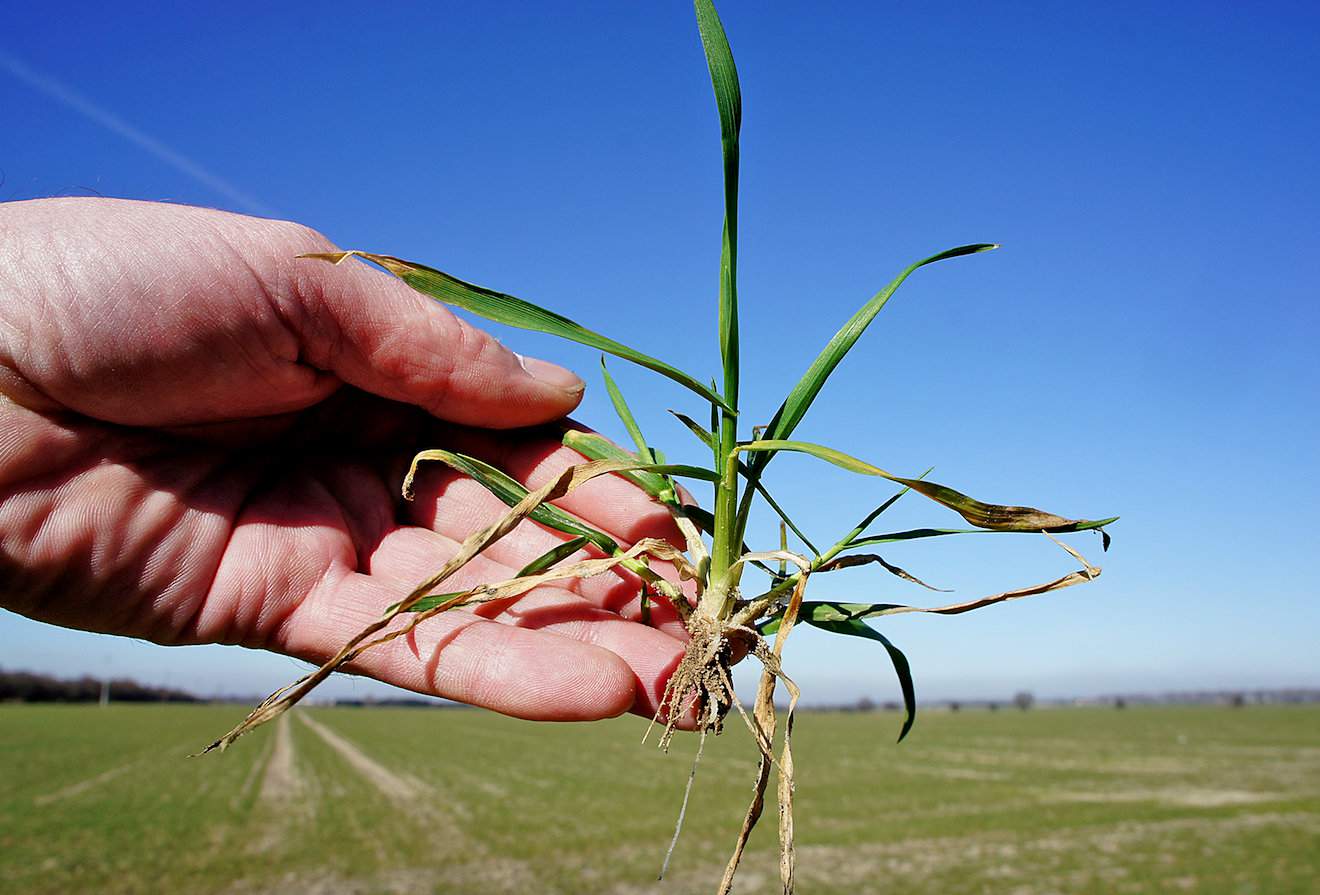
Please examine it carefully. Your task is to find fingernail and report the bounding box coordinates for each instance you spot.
[517,353,585,395]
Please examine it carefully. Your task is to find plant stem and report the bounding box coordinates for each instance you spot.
[730,534,854,628]
[703,444,745,618]
[709,122,741,604]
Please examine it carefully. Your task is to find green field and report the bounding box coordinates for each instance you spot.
[2,703,1317,894]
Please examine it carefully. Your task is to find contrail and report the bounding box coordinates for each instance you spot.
[0,48,276,217]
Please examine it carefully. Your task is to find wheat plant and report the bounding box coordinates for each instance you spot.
[203,3,1115,892]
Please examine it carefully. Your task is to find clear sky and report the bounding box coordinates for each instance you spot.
[2,1,1317,705]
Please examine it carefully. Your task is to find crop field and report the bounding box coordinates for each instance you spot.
[1,702,1317,894]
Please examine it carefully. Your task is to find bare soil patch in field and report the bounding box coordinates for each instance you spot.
[1044,786,1289,807]
[258,714,304,806]
[635,810,1320,894]
[288,712,541,891]
[297,713,422,805]
[32,760,138,806]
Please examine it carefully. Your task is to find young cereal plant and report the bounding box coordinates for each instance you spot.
[203,3,1116,892]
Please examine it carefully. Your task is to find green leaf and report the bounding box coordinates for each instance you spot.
[817,553,950,592]
[400,537,591,614]
[684,505,717,533]
[739,440,1117,533]
[709,381,720,464]
[836,467,933,549]
[846,527,988,548]
[670,410,716,451]
[560,430,721,488]
[401,590,466,614]
[600,357,654,464]
[797,602,897,623]
[751,482,820,557]
[517,536,591,576]
[672,412,818,554]
[733,245,1000,546]
[302,251,731,413]
[694,0,742,415]
[757,244,999,455]
[759,608,915,742]
[694,0,744,575]
[562,430,671,499]
[409,449,620,554]
[807,618,916,743]
[695,0,740,151]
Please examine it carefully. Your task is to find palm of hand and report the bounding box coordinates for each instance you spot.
[0,198,688,722]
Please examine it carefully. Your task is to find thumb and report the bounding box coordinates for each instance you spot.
[286,238,585,429]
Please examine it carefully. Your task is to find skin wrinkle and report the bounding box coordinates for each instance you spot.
[0,405,96,490]
[311,459,397,576]
[379,331,458,410]
[153,456,253,646]
[248,458,375,646]
[0,490,60,619]
[412,613,634,721]
[186,448,286,647]
[145,445,271,645]
[212,515,295,648]
[83,249,146,344]
[30,484,110,629]
[48,224,123,367]
[277,240,345,370]
[294,470,360,568]
[137,440,293,644]
[275,244,361,385]
[449,619,510,710]
[29,449,169,637]
[168,258,293,402]
[127,495,196,644]
[162,231,301,418]
[374,295,465,414]
[462,316,532,413]
[11,253,72,410]
[213,220,318,391]
[206,466,349,648]
[258,557,341,654]
[0,231,58,410]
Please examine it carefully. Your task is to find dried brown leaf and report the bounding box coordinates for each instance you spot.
[201,457,666,754]
[817,552,951,591]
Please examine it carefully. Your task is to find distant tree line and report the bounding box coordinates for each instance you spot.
[0,668,199,703]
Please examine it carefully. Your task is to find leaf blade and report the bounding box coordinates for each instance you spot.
[758,244,999,452]
[805,617,916,742]
[671,412,819,553]
[846,527,989,548]
[600,357,654,464]
[670,410,717,451]
[562,430,672,499]
[694,0,742,414]
[405,449,620,554]
[302,251,731,412]
[517,536,592,577]
[560,431,720,486]
[739,440,1117,533]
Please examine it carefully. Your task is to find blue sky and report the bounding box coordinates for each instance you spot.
[2,1,1317,704]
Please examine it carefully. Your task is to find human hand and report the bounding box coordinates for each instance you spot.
[0,198,692,722]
